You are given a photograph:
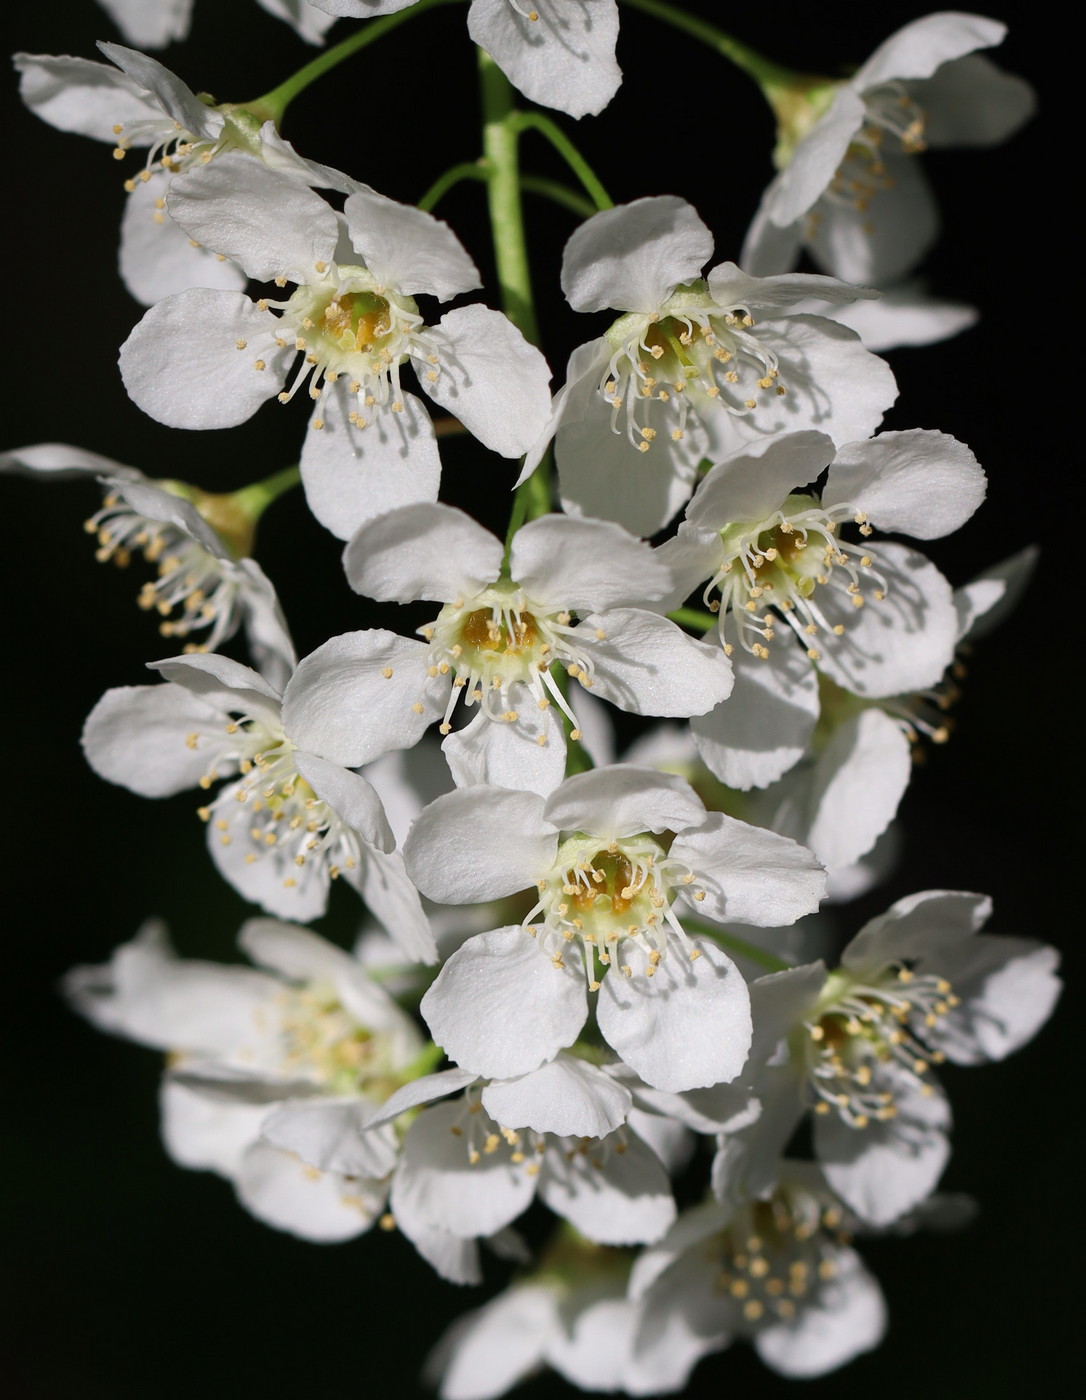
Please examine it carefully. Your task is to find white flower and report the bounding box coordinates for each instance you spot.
[404,766,826,1092]
[0,441,295,684]
[96,0,337,48]
[119,161,552,539]
[658,428,985,789]
[65,918,424,1241]
[14,43,357,305]
[82,650,436,956]
[522,195,897,535]
[716,891,1061,1226]
[629,1170,887,1379]
[742,12,1036,285]
[310,0,622,118]
[286,502,733,796]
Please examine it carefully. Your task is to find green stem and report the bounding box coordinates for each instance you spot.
[521,175,597,221]
[248,0,463,125]
[620,0,800,90]
[418,160,489,213]
[478,49,552,560]
[668,607,720,633]
[231,465,301,520]
[513,112,613,212]
[682,918,791,973]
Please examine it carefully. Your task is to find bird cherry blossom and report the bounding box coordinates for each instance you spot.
[742,12,1036,284]
[1,441,295,681]
[522,195,897,536]
[65,917,425,1241]
[119,160,552,538]
[404,766,826,1092]
[288,503,732,796]
[82,650,435,955]
[657,428,985,789]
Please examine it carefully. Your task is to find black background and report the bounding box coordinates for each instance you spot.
[3,3,1078,1397]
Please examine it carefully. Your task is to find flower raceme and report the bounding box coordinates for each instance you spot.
[119,160,552,539]
[283,503,732,797]
[656,428,986,790]
[14,42,357,305]
[403,766,827,1093]
[81,650,436,954]
[522,195,898,536]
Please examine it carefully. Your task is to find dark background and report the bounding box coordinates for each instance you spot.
[3,3,1078,1397]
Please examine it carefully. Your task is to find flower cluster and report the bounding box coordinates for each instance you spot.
[9,5,1058,1398]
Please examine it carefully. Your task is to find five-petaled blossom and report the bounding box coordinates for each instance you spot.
[308,0,622,118]
[280,502,733,798]
[0,441,295,682]
[712,891,1061,1226]
[741,11,1036,285]
[14,42,356,304]
[404,766,826,1093]
[119,158,552,540]
[82,649,436,953]
[658,428,985,789]
[66,917,424,1241]
[521,195,897,536]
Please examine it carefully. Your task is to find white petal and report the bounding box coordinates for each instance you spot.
[481,1055,632,1139]
[14,52,163,140]
[581,609,734,717]
[816,1069,950,1226]
[683,430,836,533]
[344,502,502,603]
[740,187,805,277]
[368,1067,481,1130]
[912,53,1036,147]
[119,291,289,429]
[813,543,958,698]
[697,315,898,461]
[707,263,875,313]
[282,630,442,767]
[539,1129,675,1244]
[348,847,439,965]
[235,1140,379,1241]
[404,788,551,903]
[442,703,567,799]
[806,153,939,286]
[561,196,712,313]
[542,766,707,841]
[824,429,985,540]
[755,1246,886,1377]
[766,88,865,226]
[300,385,442,541]
[256,0,339,44]
[120,170,247,306]
[151,650,282,713]
[925,937,1061,1066]
[167,156,339,282]
[260,1098,399,1178]
[843,888,992,970]
[596,938,752,1093]
[160,1078,265,1177]
[209,798,332,922]
[793,708,912,872]
[468,0,622,120]
[81,684,219,797]
[829,280,977,353]
[392,1100,537,1238]
[852,12,1007,89]
[425,306,552,458]
[691,621,820,790]
[434,1285,556,1400]
[509,515,669,610]
[97,43,222,139]
[0,441,138,481]
[340,189,479,298]
[420,927,587,1079]
[293,752,394,852]
[671,812,827,927]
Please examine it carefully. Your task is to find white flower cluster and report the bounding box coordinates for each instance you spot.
[8,5,1058,1397]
